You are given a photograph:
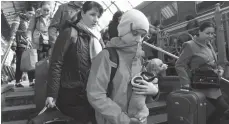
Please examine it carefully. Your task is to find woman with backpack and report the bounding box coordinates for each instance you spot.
[27,1,52,61]
[86,9,159,124]
[45,1,105,124]
[9,6,35,87]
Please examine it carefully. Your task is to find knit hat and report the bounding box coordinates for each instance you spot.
[118,9,149,37]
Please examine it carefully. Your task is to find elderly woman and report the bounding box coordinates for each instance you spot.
[9,6,35,87]
[45,1,104,124]
[175,21,229,124]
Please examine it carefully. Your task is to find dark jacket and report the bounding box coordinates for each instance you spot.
[47,23,93,98]
[47,23,97,121]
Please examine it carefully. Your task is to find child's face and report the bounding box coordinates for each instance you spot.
[41,4,51,17]
[121,29,147,47]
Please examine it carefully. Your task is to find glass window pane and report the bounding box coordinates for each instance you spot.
[96,0,143,30]
[128,0,144,7]
[97,1,107,9]
[161,2,178,26]
[195,1,224,14]
[99,10,113,29]
[102,0,112,7]
[109,4,118,13]
[115,0,132,12]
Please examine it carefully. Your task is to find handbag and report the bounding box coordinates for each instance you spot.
[191,67,220,89]
[39,35,51,52]
[189,42,221,89]
[20,47,38,72]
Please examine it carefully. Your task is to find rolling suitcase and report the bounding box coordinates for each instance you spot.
[167,90,207,124]
[34,58,49,112]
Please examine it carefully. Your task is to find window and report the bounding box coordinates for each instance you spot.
[115,0,134,12]
[195,1,224,14]
[97,0,144,30]
[161,2,178,26]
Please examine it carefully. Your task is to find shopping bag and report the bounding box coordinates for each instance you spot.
[20,49,38,72]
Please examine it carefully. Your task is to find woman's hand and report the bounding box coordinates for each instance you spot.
[132,78,159,95]
[214,69,224,77]
[45,97,56,108]
[218,69,224,77]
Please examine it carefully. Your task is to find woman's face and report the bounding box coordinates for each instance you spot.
[199,27,215,41]
[41,4,51,17]
[26,11,35,19]
[81,8,100,28]
[121,29,147,47]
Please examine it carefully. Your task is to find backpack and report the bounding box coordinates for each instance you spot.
[105,47,119,97]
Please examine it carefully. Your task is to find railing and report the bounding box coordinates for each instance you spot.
[154,3,229,77]
[1,39,13,70]
[1,38,15,84]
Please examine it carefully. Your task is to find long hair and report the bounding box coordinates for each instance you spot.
[111,11,123,22]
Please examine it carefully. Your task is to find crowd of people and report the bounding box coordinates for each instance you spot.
[8,1,229,124]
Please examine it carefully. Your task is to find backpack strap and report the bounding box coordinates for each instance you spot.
[105,47,119,97]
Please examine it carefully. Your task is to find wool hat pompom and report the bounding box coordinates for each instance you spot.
[118,9,149,37]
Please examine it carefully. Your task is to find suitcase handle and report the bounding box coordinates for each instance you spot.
[180,85,192,91]
[38,104,60,115]
[180,89,189,92]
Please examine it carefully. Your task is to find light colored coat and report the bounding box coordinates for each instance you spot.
[175,39,223,99]
[87,37,142,124]
[27,15,51,50]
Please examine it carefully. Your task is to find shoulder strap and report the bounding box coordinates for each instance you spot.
[34,16,40,31]
[105,47,119,97]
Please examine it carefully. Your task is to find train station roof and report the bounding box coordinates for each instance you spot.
[1,1,143,29]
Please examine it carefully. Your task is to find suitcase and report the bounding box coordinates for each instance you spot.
[167,90,207,124]
[34,58,49,112]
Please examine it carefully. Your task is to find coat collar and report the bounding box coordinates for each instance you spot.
[193,38,217,61]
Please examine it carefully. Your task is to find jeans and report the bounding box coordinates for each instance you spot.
[207,95,229,124]
[15,47,35,83]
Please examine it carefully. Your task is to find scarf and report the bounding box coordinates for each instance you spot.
[77,21,102,60]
